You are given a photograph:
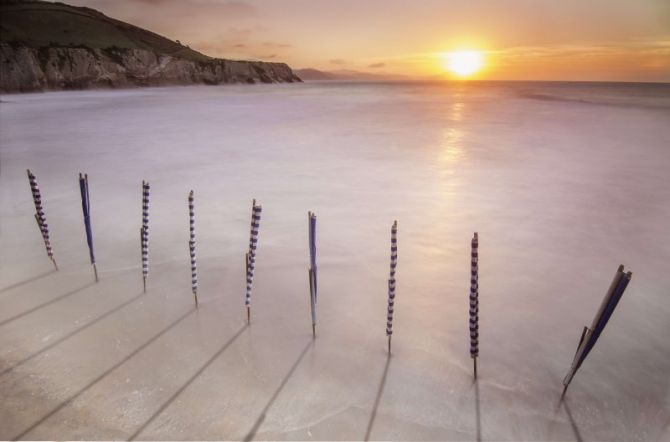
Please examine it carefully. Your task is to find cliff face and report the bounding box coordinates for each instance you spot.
[0,43,301,93]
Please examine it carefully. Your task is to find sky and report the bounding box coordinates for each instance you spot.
[68,0,670,82]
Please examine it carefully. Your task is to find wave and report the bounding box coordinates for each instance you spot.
[517,86,670,111]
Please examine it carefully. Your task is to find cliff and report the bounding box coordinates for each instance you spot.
[1,43,301,92]
[0,1,301,93]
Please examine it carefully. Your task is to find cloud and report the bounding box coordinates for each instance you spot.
[127,0,257,16]
[368,62,385,68]
[329,58,348,65]
[213,0,257,16]
[227,27,255,38]
[263,42,293,48]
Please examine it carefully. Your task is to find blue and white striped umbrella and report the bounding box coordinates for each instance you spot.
[141,181,150,291]
[308,211,317,336]
[245,199,262,322]
[27,169,57,269]
[188,190,198,307]
[469,232,479,378]
[386,220,398,352]
[562,265,632,396]
[79,173,97,281]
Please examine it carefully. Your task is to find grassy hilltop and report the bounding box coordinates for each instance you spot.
[0,0,209,61]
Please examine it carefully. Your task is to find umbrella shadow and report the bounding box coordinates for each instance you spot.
[0,282,96,327]
[562,399,584,442]
[473,378,482,442]
[128,324,249,441]
[12,307,197,441]
[244,341,313,441]
[547,368,583,442]
[364,353,391,441]
[1,291,146,376]
[0,269,57,295]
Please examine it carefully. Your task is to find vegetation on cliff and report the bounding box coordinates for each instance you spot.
[0,0,301,92]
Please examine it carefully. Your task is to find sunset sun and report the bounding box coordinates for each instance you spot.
[443,50,484,77]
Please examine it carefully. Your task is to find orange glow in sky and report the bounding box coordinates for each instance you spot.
[68,0,670,82]
[443,51,485,77]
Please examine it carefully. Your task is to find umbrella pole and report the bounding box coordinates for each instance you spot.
[194,292,199,309]
[93,263,99,282]
[51,257,58,270]
[388,335,391,354]
[473,358,478,379]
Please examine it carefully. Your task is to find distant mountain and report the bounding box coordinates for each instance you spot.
[0,0,301,92]
[295,67,411,81]
[294,68,337,81]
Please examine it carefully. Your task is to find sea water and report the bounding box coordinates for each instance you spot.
[0,81,669,440]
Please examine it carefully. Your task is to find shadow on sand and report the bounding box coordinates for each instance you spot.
[0,282,96,327]
[244,341,314,441]
[1,291,147,376]
[0,269,57,295]
[12,307,197,441]
[129,324,250,441]
[561,398,584,442]
[364,354,391,441]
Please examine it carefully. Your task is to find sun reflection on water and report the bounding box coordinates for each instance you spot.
[439,101,466,170]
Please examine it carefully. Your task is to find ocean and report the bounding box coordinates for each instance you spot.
[1,81,669,440]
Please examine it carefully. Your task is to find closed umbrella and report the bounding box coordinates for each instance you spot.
[26,169,57,269]
[562,265,633,396]
[308,211,317,336]
[140,180,150,292]
[386,220,398,353]
[245,199,262,323]
[469,232,479,378]
[79,173,97,281]
[188,190,198,307]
